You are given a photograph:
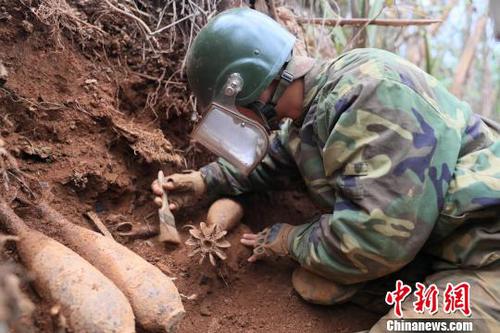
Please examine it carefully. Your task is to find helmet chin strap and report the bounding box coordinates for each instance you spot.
[246,67,294,131]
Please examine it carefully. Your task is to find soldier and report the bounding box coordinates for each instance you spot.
[152,8,500,332]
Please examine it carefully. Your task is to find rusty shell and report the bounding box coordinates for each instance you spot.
[39,203,185,332]
[18,229,135,333]
[206,198,244,231]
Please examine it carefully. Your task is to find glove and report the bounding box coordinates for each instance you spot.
[151,170,206,210]
[241,223,295,262]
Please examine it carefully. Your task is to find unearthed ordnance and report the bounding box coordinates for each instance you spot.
[185,198,243,266]
[37,201,185,333]
[206,198,244,231]
[0,197,136,333]
[114,221,159,239]
[186,222,230,265]
[157,170,181,244]
[2,145,184,331]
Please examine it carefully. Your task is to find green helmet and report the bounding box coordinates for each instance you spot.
[186,8,296,108]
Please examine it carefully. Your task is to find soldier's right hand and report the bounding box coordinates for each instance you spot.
[151,170,206,211]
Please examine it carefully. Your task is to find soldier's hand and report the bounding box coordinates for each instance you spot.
[240,233,260,262]
[151,170,206,211]
[240,223,295,262]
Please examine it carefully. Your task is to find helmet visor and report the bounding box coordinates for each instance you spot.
[192,103,269,175]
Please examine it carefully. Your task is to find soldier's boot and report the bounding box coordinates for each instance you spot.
[291,267,364,305]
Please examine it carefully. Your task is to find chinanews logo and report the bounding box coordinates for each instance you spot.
[384,280,474,332]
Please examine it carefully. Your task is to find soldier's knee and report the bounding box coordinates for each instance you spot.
[291,267,363,305]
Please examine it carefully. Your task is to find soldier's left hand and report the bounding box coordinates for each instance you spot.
[240,223,295,262]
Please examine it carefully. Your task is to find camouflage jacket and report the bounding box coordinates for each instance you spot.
[200,48,500,284]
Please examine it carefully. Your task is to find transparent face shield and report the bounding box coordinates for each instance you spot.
[191,74,269,175]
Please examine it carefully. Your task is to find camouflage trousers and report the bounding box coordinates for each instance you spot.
[293,260,500,333]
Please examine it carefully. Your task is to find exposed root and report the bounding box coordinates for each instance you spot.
[112,118,185,166]
[0,87,67,112]
[0,138,18,176]
[185,222,230,266]
[0,138,46,205]
[20,0,106,49]
[0,138,22,196]
[17,0,220,116]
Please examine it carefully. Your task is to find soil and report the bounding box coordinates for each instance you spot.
[0,4,380,333]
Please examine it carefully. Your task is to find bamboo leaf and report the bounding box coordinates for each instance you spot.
[424,31,432,75]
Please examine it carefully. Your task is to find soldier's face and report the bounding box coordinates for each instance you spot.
[235,80,279,128]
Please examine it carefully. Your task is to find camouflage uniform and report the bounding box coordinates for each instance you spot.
[200,48,500,331]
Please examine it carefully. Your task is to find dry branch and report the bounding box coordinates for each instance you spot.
[481,57,498,118]
[345,3,384,51]
[451,16,488,98]
[84,211,114,240]
[349,0,369,49]
[297,17,441,27]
